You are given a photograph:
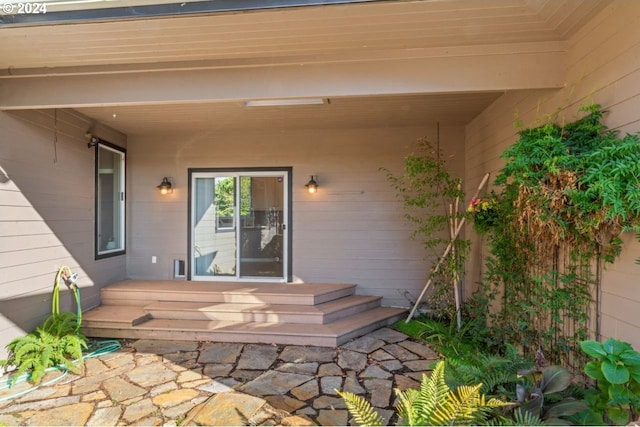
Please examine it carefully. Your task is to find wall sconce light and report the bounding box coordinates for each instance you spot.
[305,175,318,194]
[157,177,173,195]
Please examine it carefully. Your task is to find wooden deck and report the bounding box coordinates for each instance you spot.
[82,280,407,347]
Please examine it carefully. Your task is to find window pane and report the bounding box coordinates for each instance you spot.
[97,144,125,257]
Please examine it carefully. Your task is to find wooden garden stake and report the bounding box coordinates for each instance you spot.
[405,172,490,323]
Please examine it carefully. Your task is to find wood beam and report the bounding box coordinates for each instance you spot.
[0,51,566,110]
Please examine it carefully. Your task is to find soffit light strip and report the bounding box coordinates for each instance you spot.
[244,98,326,107]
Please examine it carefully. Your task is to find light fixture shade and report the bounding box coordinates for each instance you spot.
[157,177,172,194]
[245,98,326,107]
[305,175,318,194]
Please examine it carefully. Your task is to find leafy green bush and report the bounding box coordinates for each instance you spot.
[475,104,640,368]
[581,338,640,425]
[509,365,588,425]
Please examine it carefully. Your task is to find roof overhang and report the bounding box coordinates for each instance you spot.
[0,0,611,134]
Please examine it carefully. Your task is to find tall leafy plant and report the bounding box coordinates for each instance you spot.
[382,138,469,318]
[475,104,640,368]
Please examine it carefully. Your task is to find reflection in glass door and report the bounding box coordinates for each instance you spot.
[191,171,288,281]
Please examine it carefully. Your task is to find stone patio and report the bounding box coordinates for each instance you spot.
[0,327,440,426]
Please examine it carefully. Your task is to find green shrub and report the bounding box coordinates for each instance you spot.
[581,338,640,425]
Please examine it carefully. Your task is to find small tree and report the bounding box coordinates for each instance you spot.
[382,138,469,319]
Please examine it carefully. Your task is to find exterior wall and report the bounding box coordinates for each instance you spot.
[0,109,127,360]
[465,2,640,349]
[126,124,465,307]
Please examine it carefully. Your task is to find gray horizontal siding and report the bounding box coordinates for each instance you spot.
[0,109,127,361]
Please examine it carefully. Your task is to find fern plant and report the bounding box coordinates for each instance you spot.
[340,360,509,426]
[2,326,85,384]
[445,344,532,397]
[337,391,384,426]
[0,266,87,385]
[0,313,87,385]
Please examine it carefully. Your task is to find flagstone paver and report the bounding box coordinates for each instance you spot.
[0,327,439,426]
[25,402,93,426]
[317,362,342,376]
[265,395,306,413]
[320,376,342,395]
[132,340,199,355]
[182,391,266,426]
[337,349,368,371]
[360,364,392,379]
[82,390,107,402]
[239,371,314,396]
[149,381,178,396]
[343,375,366,395]
[14,384,70,403]
[398,340,440,359]
[164,351,199,365]
[0,414,22,426]
[404,359,438,371]
[277,362,319,375]
[198,342,243,364]
[395,374,420,391]
[313,395,347,410]
[341,336,385,353]
[127,363,178,387]
[231,369,264,381]
[177,370,202,383]
[364,379,393,408]
[103,377,147,402]
[380,359,403,371]
[291,379,320,401]
[203,363,233,377]
[84,358,110,376]
[317,409,349,426]
[367,327,410,343]
[152,389,200,408]
[382,343,420,361]
[371,349,395,361]
[197,379,234,394]
[237,344,279,370]
[375,408,395,426]
[122,397,156,423]
[87,406,121,426]
[280,346,336,363]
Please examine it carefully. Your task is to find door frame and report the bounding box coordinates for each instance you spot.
[187,167,293,282]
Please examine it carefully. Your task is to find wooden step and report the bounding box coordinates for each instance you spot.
[81,306,151,328]
[143,295,382,324]
[82,306,407,347]
[101,280,356,306]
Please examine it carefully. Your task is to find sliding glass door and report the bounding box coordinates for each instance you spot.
[190,170,289,281]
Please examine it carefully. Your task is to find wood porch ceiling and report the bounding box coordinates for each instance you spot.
[0,0,610,134]
[0,0,609,69]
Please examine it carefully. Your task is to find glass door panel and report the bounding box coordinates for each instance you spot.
[239,176,284,278]
[193,176,237,277]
